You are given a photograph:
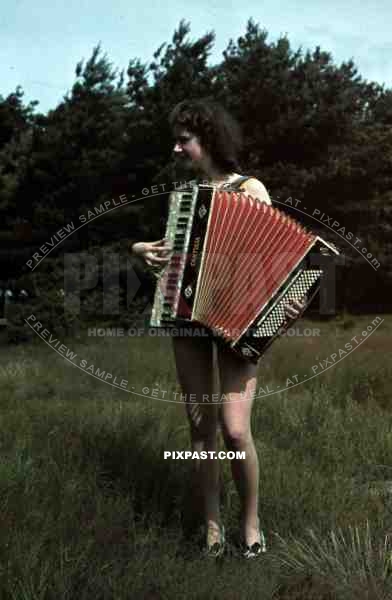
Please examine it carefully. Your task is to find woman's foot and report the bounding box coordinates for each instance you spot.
[241,517,267,558]
[242,530,267,558]
[203,523,225,558]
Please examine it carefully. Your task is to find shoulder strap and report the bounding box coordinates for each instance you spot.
[221,175,253,191]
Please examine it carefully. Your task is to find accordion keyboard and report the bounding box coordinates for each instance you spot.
[150,187,198,326]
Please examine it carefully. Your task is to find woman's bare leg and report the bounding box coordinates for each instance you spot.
[172,336,221,544]
[217,345,261,546]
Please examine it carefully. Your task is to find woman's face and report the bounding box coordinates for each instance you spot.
[172,128,206,169]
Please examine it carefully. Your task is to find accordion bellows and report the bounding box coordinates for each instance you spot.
[151,185,338,362]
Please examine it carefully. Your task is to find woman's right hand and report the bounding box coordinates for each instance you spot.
[130,238,172,267]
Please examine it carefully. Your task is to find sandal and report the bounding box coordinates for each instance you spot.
[203,524,225,558]
[242,529,267,559]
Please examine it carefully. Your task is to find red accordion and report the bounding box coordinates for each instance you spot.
[151,184,338,361]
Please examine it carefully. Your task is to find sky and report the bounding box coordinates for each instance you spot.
[1,0,392,113]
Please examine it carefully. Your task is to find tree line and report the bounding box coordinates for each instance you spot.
[1,19,391,341]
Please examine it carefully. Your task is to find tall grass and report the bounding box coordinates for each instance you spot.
[0,315,391,598]
[273,522,392,599]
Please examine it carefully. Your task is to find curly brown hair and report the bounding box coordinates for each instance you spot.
[169,99,242,173]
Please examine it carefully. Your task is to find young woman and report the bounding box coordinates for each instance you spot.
[131,100,303,558]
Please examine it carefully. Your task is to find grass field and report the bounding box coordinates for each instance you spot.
[1,314,392,599]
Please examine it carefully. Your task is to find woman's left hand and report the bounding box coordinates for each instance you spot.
[283,297,307,320]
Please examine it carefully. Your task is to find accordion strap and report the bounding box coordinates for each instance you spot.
[220,175,254,191]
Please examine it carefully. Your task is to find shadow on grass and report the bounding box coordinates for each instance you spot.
[79,409,205,542]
